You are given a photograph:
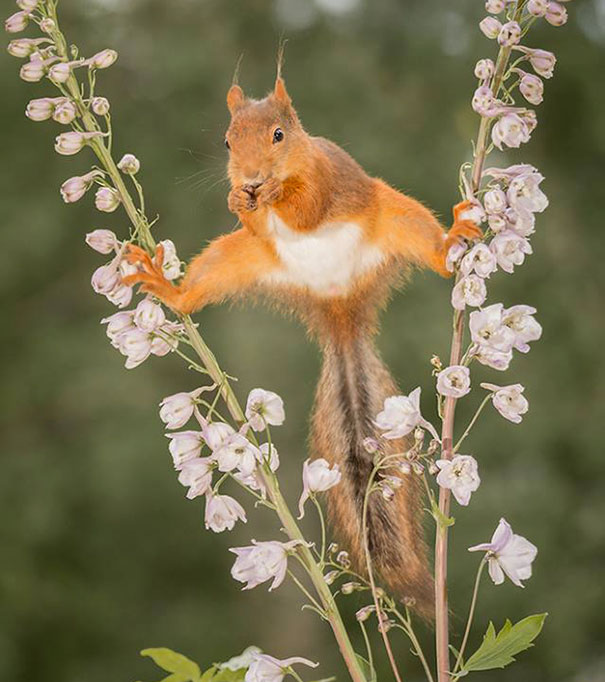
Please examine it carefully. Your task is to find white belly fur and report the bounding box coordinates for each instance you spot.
[262,210,384,297]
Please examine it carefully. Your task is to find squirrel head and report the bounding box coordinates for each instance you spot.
[224,76,308,189]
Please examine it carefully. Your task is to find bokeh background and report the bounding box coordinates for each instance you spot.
[1,0,604,680]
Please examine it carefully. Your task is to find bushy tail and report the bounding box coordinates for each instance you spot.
[310,334,433,620]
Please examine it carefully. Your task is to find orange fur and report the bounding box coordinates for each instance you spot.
[124,74,481,616]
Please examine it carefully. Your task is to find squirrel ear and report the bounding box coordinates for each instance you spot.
[274,77,292,107]
[227,85,245,114]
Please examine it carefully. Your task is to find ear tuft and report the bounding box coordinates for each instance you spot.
[274,77,291,106]
[227,85,245,114]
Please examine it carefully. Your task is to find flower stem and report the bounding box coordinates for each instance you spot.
[453,394,492,453]
[452,559,486,676]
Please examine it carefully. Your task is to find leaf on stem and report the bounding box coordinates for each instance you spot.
[354,653,377,682]
[141,648,202,682]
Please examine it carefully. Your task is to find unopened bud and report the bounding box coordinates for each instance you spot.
[26,97,54,122]
[85,229,118,254]
[412,461,424,476]
[40,17,56,34]
[323,570,339,586]
[428,461,439,476]
[8,38,49,58]
[485,0,505,13]
[91,96,110,116]
[474,58,494,81]
[95,187,121,213]
[479,16,502,39]
[399,461,412,475]
[414,426,425,444]
[430,355,443,371]
[545,1,567,26]
[527,0,548,16]
[118,153,141,175]
[427,439,439,455]
[403,596,417,608]
[53,99,77,125]
[381,484,395,501]
[20,59,46,83]
[363,437,380,454]
[328,542,339,554]
[5,11,31,34]
[88,49,118,70]
[48,61,75,84]
[341,582,360,595]
[336,550,350,568]
[17,0,40,11]
[55,131,105,156]
[498,21,521,47]
[355,605,375,623]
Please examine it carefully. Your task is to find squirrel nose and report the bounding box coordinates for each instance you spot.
[243,173,264,189]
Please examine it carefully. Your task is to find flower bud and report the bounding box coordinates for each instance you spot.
[53,99,77,125]
[91,96,110,116]
[381,484,395,501]
[95,187,121,213]
[545,1,567,26]
[328,542,339,554]
[356,605,375,623]
[474,58,494,80]
[472,85,495,116]
[526,49,556,79]
[26,97,54,122]
[399,461,412,475]
[134,298,166,332]
[20,59,46,82]
[428,461,439,475]
[362,436,380,454]
[412,461,425,475]
[341,582,360,595]
[61,170,102,203]
[40,17,55,34]
[498,21,521,46]
[7,37,49,58]
[118,153,141,175]
[527,0,548,16]
[55,131,102,156]
[48,61,73,84]
[519,72,544,105]
[479,16,502,39]
[430,355,443,370]
[336,550,350,568]
[323,570,339,585]
[485,0,505,13]
[427,439,439,455]
[5,11,30,34]
[86,229,118,254]
[88,49,118,70]
[17,0,40,11]
[91,262,120,295]
[414,426,425,444]
[484,188,507,214]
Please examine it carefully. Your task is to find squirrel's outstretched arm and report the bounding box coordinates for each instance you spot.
[123,228,277,314]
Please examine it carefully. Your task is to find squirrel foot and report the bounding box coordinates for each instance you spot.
[122,244,186,312]
[445,200,483,250]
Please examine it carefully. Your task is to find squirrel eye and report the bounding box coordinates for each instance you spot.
[273,127,284,144]
[224,138,230,150]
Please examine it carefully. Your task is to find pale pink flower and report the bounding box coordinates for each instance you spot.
[375,388,439,441]
[106,283,133,309]
[469,303,516,353]
[451,274,487,310]
[91,96,110,116]
[158,239,182,280]
[479,16,502,39]
[527,0,548,16]
[167,431,205,469]
[485,0,505,14]
[178,458,213,499]
[245,388,285,431]
[446,240,468,273]
[101,311,135,347]
[436,365,471,399]
[48,60,83,83]
[52,99,77,125]
[503,207,535,237]
[88,49,118,69]
[39,17,55,33]
[16,0,39,11]
[202,421,236,451]
[118,153,140,175]
[20,58,47,82]
[118,327,152,369]
[481,383,529,423]
[488,213,507,233]
[159,389,203,429]
[8,38,49,58]
[474,345,513,371]
[472,85,496,116]
[245,653,317,682]
[483,187,507,215]
[91,262,120,295]
[62,171,103,203]
[150,327,179,357]
[95,187,120,213]
[519,72,544,105]
[5,11,30,33]
[298,458,341,518]
[460,243,497,278]
[25,97,55,121]
[55,131,105,156]
[474,58,495,80]
[517,47,556,78]
[231,540,302,591]
[260,443,280,471]
[490,231,533,273]
[498,21,521,46]
[214,434,261,476]
[491,113,531,150]
[133,298,165,332]
[436,455,480,506]
[545,1,567,26]
[204,493,246,532]
[502,304,542,352]
[469,518,537,586]
[483,163,538,182]
[507,171,548,213]
[86,229,118,254]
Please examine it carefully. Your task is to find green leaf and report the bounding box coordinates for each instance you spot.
[354,653,377,682]
[210,668,246,682]
[200,668,217,682]
[460,613,548,673]
[428,497,455,529]
[141,648,202,682]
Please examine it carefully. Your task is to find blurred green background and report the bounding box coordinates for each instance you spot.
[1,0,604,680]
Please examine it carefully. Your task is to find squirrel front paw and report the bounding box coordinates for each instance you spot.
[228,186,258,214]
[254,177,283,207]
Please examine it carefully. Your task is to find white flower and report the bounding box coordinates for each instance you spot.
[474,58,494,80]
[475,345,513,371]
[481,383,529,423]
[86,229,118,254]
[490,231,532,273]
[8,37,49,58]
[52,99,77,125]
[527,0,548,16]
[503,207,535,237]
[5,11,31,33]
[436,455,480,506]
[460,243,497,279]
[485,0,505,14]
[488,213,507,234]
[95,186,121,213]
[159,389,202,429]
[245,388,285,431]
[545,1,567,26]
[25,97,55,121]
[483,188,507,215]
[91,96,110,116]
[446,241,468,273]
[519,72,544,105]
[260,443,280,472]
[153,239,182,280]
[436,365,471,399]
[479,16,502,39]
[522,48,556,79]
[48,60,82,83]
[204,493,246,532]
[133,298,165,332]
[101,311,135,347]
[219,647,262,672]
[507,171,548,213]
[231,540,302,591]
[118,153,140,175]
[472,86,496,116]
[498,21,521,47]
[17,0,39,10]
[62,171,102,203]
[244,653,317,682]
[491,113,531,150]
[118,327,152,369]
[88,49,118,69]
[202,421,236,451]
[469,304,516,353]
[469,518,537,587]
[19,58,46,82]
[177,458,213,499]
[214,434,261,476]
[55,131,105,156]
[106,283,133,309]
[91,262,120,295]
[298,458,341,518]
[451,275,487,311]
[374,388,439,441]
[502,304,542,352]
[166,430,205,469]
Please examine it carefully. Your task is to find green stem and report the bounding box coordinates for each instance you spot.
[453,394,492,453]
[452,560,486,676]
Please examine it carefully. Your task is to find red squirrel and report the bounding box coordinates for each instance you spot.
[123,72,481,619]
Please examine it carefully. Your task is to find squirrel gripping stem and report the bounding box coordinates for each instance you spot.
[124,72,481,618]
